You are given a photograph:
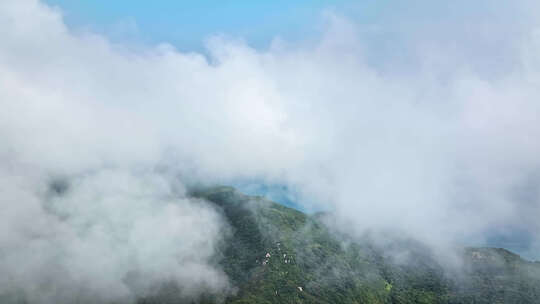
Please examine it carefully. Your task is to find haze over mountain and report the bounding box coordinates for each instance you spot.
[1,0,540,303]
[187,187,540,304]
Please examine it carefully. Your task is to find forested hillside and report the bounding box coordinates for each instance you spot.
[140,187,540,304]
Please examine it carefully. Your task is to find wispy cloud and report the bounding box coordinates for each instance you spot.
[1,0,540,302]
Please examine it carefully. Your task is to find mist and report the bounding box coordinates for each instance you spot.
[1,0,540,302]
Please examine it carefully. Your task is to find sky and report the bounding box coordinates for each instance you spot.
[2,0,540,303]
[43,0,364,50]
[40,1,526,49]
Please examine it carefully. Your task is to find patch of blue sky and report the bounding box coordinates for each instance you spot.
[42,0,382,51]
[233,181,308,213]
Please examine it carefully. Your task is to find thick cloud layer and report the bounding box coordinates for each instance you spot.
[1,0,540,302]
[0,168,231,303]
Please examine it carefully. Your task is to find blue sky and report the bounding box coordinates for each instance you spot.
[42,0,525,71]
[44,0,377,50]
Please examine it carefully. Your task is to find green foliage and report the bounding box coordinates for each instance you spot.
[167,187,540,304]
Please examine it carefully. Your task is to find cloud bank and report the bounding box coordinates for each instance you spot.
[1,0,540,302]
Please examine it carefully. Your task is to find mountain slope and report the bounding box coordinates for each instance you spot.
[187,186,540,304]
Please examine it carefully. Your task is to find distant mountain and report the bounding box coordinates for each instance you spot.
[138,186,539,304]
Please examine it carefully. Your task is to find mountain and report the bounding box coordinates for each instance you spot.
[163,186,540,304]
[8,185,535,304]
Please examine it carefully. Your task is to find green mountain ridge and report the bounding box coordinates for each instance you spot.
[176,186,540,304]
[5,186,538,304]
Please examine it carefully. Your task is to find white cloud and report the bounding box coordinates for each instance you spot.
[1,0,540,302]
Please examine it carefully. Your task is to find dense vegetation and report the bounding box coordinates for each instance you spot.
[183,186,540,304]
[5,186,538,303]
